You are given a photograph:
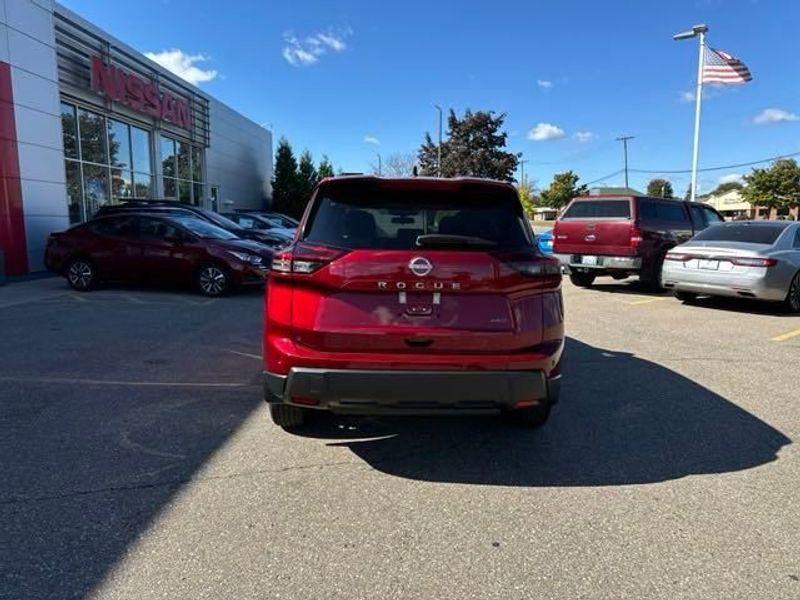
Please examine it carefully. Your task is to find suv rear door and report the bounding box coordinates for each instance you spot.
[553,197,635,256]
[270,180,562,355]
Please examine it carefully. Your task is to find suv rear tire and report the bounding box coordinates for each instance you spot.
[269,404,306,430]
[569,272,596,288]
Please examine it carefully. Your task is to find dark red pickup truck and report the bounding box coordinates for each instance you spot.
[552,195,724,288]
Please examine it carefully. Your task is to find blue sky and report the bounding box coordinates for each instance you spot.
[62,0,800,194]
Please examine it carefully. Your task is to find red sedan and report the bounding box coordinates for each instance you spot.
[45,213,274,296]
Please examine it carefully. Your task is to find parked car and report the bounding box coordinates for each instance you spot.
[552,195,724,288]
[662,220,800,312]
[222,212,296,239]
[263,176,564,430]
[45,213,274,296]
[95,201,288,250]
[236,209,299,230]
[537,228,554,255]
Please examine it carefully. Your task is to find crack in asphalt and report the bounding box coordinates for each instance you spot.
[0,459,362,507]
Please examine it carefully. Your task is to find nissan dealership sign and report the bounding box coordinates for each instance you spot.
[90,55,193,131]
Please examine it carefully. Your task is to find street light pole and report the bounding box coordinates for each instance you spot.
[376,153,382,176]
[615,136,634,189]
[434,104,443,177]
[673,24,708,202]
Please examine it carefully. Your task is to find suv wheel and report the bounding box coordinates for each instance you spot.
[784,272,800,314]
[196,264,230,296]
[269,404,306,429]
[569,272,596,287]
[508,400,551,428]
[66,258,95,291]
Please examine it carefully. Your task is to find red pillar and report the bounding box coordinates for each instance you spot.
[0,61,27,276]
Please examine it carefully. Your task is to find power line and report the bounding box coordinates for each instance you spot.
[630,149,800,175]
[583,169,624,187]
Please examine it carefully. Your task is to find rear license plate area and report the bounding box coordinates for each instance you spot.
[698,259,719,271]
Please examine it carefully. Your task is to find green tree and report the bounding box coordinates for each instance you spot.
[517,181,535,217]
[295,150,318,217]
[318,155,335,179]
[417,109,519,180]
[646,178,674,198]
[272,137,299,216]
[742,159,800,214]
[539,171,587,209]
[710,180,744,196]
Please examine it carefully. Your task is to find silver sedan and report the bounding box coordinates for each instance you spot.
[662,220,800,312]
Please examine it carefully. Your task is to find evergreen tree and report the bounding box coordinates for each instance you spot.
[295,150,319,218]
[272,137,298,215]
[318,155,335,179]
[417,109,519,180]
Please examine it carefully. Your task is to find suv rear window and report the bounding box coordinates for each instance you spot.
[692,223,790,245]
[304,188,531,250]
[562,199,631,219]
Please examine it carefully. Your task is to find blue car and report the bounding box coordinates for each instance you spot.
[537,228,554,255]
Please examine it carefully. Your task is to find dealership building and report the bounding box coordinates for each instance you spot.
[0,0,273,276]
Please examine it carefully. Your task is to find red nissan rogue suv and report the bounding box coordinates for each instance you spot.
[263,176,565,429]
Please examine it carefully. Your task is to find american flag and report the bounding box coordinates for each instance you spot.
[702,47,752,84]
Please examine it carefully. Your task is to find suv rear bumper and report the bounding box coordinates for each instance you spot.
[554,253,642,271]
[264,368,561,415]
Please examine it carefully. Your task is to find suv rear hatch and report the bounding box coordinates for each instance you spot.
[553,197,638,257]
[268,179,561,356]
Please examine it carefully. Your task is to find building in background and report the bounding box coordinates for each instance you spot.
[0,1,272,276]
[701,189,752,220]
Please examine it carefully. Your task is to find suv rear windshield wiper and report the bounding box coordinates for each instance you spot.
[415,234,498,248]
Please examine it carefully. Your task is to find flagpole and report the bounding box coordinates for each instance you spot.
[689,28,707,202]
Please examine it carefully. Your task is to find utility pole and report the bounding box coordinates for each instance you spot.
[434,104,443,177]
[615,135,634,189]
[519,159,529,185]
[376,153,382,176]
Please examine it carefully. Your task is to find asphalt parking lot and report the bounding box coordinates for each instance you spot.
[1,277,798,599]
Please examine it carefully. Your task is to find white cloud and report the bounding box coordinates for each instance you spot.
[282,29,350,67]
[537,79,553,90]
[363,135,380,145]
[752,108,799,125]
[144,49,218,85]
[718,173,744,185]
[680,90,695,103]
[573,131,596,143]
[528,123,565,141]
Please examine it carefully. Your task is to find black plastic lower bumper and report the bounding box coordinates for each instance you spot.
[264,368,559,415]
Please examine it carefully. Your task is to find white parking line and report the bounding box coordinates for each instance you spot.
[625,297,669,306]
[0,376,252,388]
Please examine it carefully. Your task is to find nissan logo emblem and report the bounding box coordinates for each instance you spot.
[408,256,433,277]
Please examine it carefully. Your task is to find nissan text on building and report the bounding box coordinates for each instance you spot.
[0,1,272,277]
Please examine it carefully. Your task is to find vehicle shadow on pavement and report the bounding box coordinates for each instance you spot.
[296,337,791,486]
[577,280,670,297]
[0,291,263,599]
[680,296,799,317]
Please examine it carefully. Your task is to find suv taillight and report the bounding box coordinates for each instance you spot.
[629,225,643,248]
[496,250,562,277]
[271,242,348,275]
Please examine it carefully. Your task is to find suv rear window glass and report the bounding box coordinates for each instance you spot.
[304,188,530,250]
[692,223,789,245]
[562,199,630,219]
